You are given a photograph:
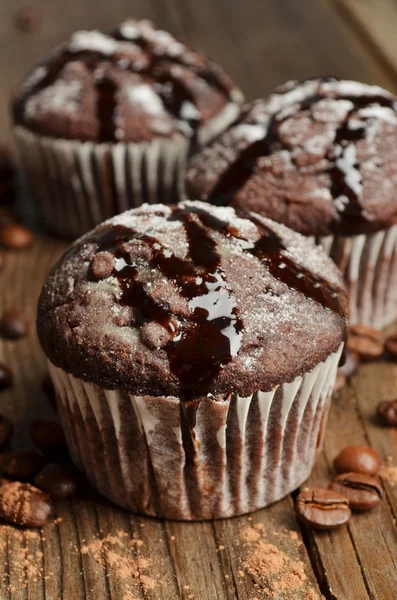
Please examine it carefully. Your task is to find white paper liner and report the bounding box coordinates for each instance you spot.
[14,102,240,238]
[48,343,343,520]
[318,225,397,329]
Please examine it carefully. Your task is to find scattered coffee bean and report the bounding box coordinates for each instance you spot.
[0,222,34,250]
[0,364,12,391]
[14,6,40,33]
[334,445,381,477]
[0,308,29,339]
[295,488,351,530]
[0,479,52,527]
[333,371,346,395]
[347,325,384,361]
[377,400,397,426]
[339,351,360,379]
[385,333,397,358]
[30,420,66,456]
[1,449,46,481]
[329,472,383,510]
[34,463,79,500]
[0,416,13,449]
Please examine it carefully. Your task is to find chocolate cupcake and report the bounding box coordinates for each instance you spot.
[37,201,347,519]
[13,20,243,238]
[186,78,397,329]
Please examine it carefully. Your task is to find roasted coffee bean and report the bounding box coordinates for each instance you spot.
[295,488,351,530]
[0,364,12,392]
[0,223,34,250]
[377,400,397,426]
[339,351,360,379]
[385,333,397,358]
[30,420,66,455]
[0,308,29,339]
[334,445,381,476]
[14,6,40,33]
[333,371,346,395]
[34,463,79,500]
[0,416,13,449]
[347,325,384,361]
[0,479,52,527]
[329,472,383,510]
[1,449,46,481]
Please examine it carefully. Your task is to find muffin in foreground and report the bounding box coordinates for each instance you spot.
[12,19,243,238]
[37,201,347,519]
[186,78,397,329]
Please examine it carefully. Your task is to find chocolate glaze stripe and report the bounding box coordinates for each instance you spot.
[208,78,397,228]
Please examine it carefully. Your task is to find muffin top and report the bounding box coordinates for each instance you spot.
[186,77,397,236]
[13,19,243,144]
[38,201,347,400]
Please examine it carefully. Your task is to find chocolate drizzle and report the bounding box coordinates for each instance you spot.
[81,204,345,399]
[208,78,397,230]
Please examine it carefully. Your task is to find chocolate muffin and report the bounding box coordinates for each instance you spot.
[37,201,347,519]
[13,19,243,237]
[186,78,397,329]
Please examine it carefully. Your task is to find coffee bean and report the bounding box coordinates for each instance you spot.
[0,416,13,450]
[347,325,384,361]
[0,480,52,527]
[0,308,29,339]
[0,364,12,392]
[329,472,383,510]
[295,488,351,530]
[333,371,346,395]
[14,6,40,33]
[339,351,360,379]
[0,223,35,250]
[30,420,66,456]
[1,449,46,481]
[334,445,381,476]
[385,333,397,358]
[377,400,397,426]
[34,463,79,500]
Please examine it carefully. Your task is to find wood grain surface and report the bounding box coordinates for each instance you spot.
[1,0,397,598]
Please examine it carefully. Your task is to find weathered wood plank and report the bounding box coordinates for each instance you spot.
[305,370,397,600]
[335,0,397,79]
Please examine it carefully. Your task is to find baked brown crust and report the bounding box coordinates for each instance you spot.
[186,78,397,236]
[37,201,347,399]
[13,20,243,143]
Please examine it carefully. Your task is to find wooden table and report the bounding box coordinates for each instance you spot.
[1,0,397,598]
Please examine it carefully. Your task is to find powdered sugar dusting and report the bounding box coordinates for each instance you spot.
[69,31,117,55]
[125,84,166,116]
[24,78,82,119]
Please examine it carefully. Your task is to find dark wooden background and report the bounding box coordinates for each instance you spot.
[1,0,397,598]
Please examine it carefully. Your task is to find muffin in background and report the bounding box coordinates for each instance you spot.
[186,78,397,329]
[13,19,243,238]
[37,200,347,520]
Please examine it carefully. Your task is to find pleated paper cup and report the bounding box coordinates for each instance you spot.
[13,102,240,238]
[48,343,343,521]
[319,226,397,330]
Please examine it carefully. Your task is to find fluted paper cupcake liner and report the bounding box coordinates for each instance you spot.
[48,344,342,520]
[319,225,397,330]
[14,102,240,239]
